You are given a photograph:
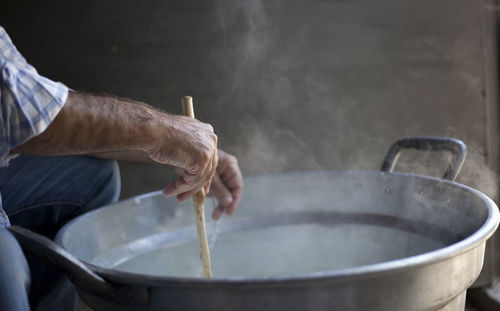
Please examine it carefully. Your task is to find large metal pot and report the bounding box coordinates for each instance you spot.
[9,137,500,310]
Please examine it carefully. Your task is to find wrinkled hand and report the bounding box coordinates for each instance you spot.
[208,149,243,220]
[145,114,218,202]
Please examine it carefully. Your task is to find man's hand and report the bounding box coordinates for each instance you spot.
[145,115,218,203]
[207,150,243,220]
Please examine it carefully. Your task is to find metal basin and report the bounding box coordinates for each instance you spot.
[53,170,498,311]
[8,137,499,310]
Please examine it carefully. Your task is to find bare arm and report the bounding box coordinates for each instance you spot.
[12,91,218,200]
[14,91,173,156]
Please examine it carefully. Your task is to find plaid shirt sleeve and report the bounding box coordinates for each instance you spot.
[0,26,68,166]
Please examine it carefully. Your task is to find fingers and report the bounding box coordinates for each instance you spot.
[208,150,243,219]
[163,146,218,202]
[177,151,217,203]
[209,174,234,219]
[226,180,243,216]
[162,170,209,202]
[162,175,187,198]
[220,152,243,216]
[211,174,234,206]
[212,205,225,220]
[176,187,202,203]
[163,176,190,202]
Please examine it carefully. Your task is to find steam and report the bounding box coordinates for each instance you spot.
[457,141,498,199]
[211,0,351,174]
[209,0,498,201]
[203,1,499,289]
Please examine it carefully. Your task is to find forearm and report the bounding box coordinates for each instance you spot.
[11,90,219,201]
[12,91,163,156]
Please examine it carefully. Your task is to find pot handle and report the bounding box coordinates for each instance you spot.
[380,136,467,181]
[8,226,149,305]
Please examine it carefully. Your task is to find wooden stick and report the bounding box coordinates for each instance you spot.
[181,96,213,279]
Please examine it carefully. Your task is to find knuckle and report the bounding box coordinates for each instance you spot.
[203,148,212,160]
[206,123,214,133]
[212,133,218,143]
[200,122,214,134]
[188,161,201,174]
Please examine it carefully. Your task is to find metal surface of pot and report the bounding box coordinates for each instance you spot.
[48,169,497,311]
[9,137,500,311]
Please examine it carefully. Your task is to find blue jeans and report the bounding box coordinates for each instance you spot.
[0,155,120,311]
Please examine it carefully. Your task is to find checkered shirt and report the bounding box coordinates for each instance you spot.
[0,26,68,226]
[0,25,68,167]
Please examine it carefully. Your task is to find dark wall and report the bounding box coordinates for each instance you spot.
[1,0,496,199]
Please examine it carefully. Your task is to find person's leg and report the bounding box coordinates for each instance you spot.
[0,227,30,311]
[0,154,120,310]
[0,154,120,237]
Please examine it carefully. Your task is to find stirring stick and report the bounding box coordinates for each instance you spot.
[181,96,213,278]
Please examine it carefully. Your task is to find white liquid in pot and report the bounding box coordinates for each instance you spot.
[112,223,447,278]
